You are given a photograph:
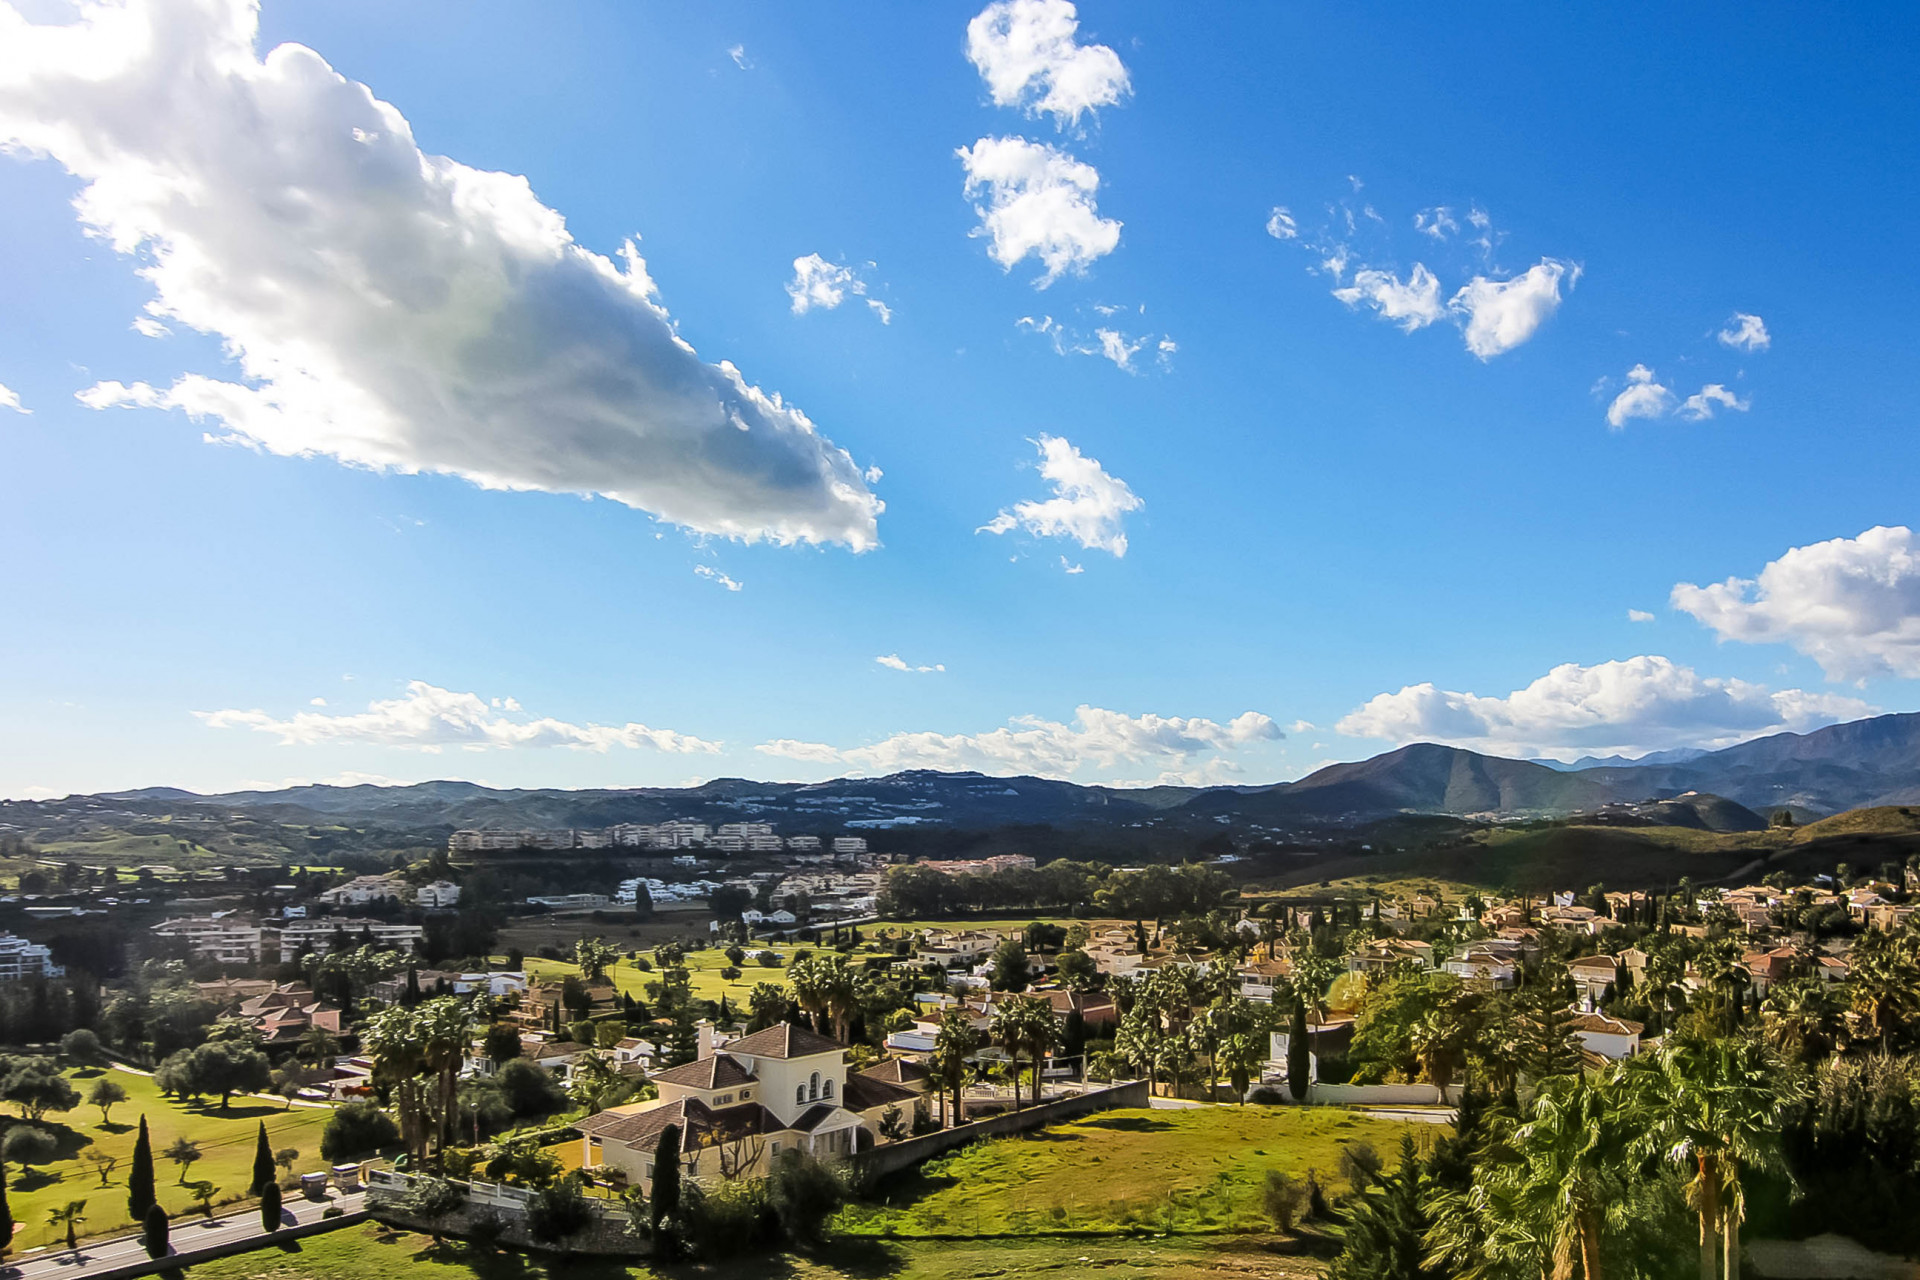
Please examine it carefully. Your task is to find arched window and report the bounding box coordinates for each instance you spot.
[796,1084,807,1105]
[809,1071,821,1101]
[822,1079,834,1100]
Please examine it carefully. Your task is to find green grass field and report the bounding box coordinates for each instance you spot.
[183,1222,1328,1280]
[526,942,810,1008]
[837,1106,1421,1239]
[3,1067,335,1252]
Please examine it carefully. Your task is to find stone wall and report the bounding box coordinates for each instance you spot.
[366,1169,643,1257]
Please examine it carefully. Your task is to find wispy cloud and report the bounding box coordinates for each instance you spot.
[876,654,946,673]
[980,434,1142,557]
[694,565,743,592]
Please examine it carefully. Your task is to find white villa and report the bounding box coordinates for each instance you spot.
[576,1023,920,1192]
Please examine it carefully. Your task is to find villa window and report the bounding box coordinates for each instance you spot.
[714,1093,733,1105]
[822,1079,834,1100]
[809,1071,821,1101]
[796,1084,807,1105]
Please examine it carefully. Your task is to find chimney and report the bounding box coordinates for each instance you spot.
[696,1019,716,1060]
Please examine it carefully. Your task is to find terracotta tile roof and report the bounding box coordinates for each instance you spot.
[724,1022,844,1061]
[650,1054,756,1090]
[1568,1012,1643,1036]
[579,1097,786,1148]
[858,1058,931,1087]
[841,1073,920,1112]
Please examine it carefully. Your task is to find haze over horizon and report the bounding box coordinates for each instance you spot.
[4,0,1918,799]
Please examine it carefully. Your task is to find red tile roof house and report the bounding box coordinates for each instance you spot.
[576,1023,920,1194]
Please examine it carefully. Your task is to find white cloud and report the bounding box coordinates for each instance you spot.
[1332,264,1445,332]
[1606,364,1676,429]
[786,253,888,322]
[958,136,1121,286]
[1679,383,1749,421]
[979,434,1142,557]
[1605,366,1750,429]
[6,0,880,550]
[1448,259,1575,358]
[1672,525,1920,681]
[727,44,751,70]
[965,0,1129,128]
[198,680,721,754]
[876,654,945,673]
[1336,655,1873,759]
[1060,556,1084,574]
[756,704,1279,781]
[694,565,742,592]
[1627,609,1655,623]
[1016,314,1171,373]
[1413,206,1459,240]
[309,696,328,706]
[1718,312,1770,352]
[1287,719,1316,734]
[0,382,26,414]
[1265,207,1298,240]
[131,314,169,338]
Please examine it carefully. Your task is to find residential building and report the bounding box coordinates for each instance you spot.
[1567,955,1620,1007]
[277,917,426,957]
[717,823,775,839]
[1346,938,1435,974]
[416,881,462,909]
[0,932,63,981]
[316,875,405,907]
[237,983,343,1047]
[576,1023,920,1192]
[1442,947,1519,989]
[154,915,267,965]
[1569,1011,1643,1061]
[525,893,610,911]
[785,836,822,852]
[1237,956,1292,1003]
[831,837,868,854]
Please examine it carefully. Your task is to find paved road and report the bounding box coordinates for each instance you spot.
[0,1191,366,1280]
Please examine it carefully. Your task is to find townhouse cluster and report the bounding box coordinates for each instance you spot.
[449,821,869,856]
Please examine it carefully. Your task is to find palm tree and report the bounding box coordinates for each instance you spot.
[1846,923,1920,1050]
[47,1200,86,1252]
[1760,975,1846,1064]
[415,997,473,1158]
[294,1025,340,1070]
[361,1004,431,1167]
[989,997,1043,1110]
[1632,1036,1792,1280]
[785,954,833,1037]
[1492,1072,1632,1280]
[572,936,620,984]
[1011,996,1062,1105]
[930,1007,982,1127]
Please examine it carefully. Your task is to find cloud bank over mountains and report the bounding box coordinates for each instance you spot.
[0,0,882,550]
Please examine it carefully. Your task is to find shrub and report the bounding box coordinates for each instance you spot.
[320,1101,400,1163]
[681,1181,780,1258]
[1247,1086,1284,1105]
[141,1205,169,1258]
[525,1178,595,1247]
[766,1149,844,1246]
[321,1205,343,1219]
[401,1175,466,1219]
[719,967,742,982]
[2,1126,57,1170]
[259,1181,283,1231]
[494,1059,569,1119]
[1339,1142,1383,1193]
[1263,1169,1307,1233]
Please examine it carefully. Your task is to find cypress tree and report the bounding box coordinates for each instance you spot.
[259,1181,282,1232]
[141,1205,169,1259]
[251,1120,275,1195]
[127,1115,156,1221]
[650,1123,682,1254]
[0,1158,13,1254]
[1286,998,1311,1101]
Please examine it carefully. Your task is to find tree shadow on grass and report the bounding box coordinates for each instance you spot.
[182,1101,284,1121]
[408,1237,637,1280]
[10,1168,64,1193]
[96,1121,134,1136]
[1075,1115,1172,1133]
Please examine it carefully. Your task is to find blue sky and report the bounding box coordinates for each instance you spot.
[3,0,1918,797]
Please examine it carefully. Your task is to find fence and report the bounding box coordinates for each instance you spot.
[1296,1082,1458,1107]
[365,1169,642,1256]
[848,1079,1151,1188]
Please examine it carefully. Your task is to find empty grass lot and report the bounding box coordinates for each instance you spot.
[185,1221,1329,1280]
[2,1066,334,1252]
[836,1105,1421,1239]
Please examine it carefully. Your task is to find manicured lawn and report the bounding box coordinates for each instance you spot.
[527,941,826,1008]
[184,1221,1329,1280]
[2,1066,335,1252]
[837,1105,1423,1239]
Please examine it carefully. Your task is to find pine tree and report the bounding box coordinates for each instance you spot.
[251,1121,275,1195]
[1520,1001,1583,1081]
[141,1204,168,1259]
[259,1181,282,1232]
[0,1158,13,1254]
[1326,1135,1438,1280]
[1286,998,1311,1101]
[127,1116,156,1221]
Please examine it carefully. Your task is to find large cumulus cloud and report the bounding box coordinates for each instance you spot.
[0,0,881,548]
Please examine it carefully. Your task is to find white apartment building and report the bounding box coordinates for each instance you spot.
[447,829,574,852]
[716,823,775,839]
[154,915,267,965]
[416,881,462,909]
[656,821,710,848]
[610,824,660,848]
[708,834,746,853]
[316,875,405,907]
[278,917,426,956]
[785,836,822,852]
[525,893,610,911]
[831,837,868,854]
[0,933,63,981]
[575,830,612,850]
[746,834,785,852]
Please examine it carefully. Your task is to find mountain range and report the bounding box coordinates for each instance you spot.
[15,710,1920,837]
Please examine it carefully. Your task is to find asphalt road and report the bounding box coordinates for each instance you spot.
[0,1190,366,1280]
